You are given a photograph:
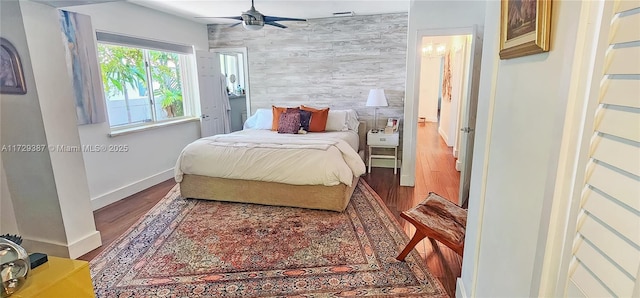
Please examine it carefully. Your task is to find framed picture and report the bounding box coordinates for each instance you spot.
[0,38,26,94]
[499,0,552,59]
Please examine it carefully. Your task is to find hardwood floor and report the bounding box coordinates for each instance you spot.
[79,121,461,297]
[363,122,462,297]
[77,179,175,261]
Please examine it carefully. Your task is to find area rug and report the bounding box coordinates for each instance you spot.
[90,180,447,297]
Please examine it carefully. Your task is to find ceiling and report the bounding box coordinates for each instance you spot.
[128,0,410,24]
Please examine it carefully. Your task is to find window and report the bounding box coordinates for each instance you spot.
[95,33,195,128]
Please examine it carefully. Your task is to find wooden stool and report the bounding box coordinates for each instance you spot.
[397,192,467,261]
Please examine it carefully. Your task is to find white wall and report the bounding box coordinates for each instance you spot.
[63,2,208,209]
[0,166,18,234]
[460,1,584,296]
[1,0,68,249]
[0,71,17,234]
[401,0,486,186]
[1,0,101,258]
[418,54,441,122]
[0,17,17,233]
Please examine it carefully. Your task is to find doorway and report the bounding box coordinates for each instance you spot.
[411,28,482,206]
[210,47,251,132]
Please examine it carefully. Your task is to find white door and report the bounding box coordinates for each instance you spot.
[458,28,483,205]
[554,1,640,296]
[196,50,225,137]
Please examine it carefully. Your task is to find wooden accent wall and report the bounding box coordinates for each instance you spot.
[207,13,408,131]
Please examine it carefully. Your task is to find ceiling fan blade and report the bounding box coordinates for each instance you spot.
[220,16,244,21]
[229,22,242,28]
[265,22,287,29]
[196,16,244,21]
[264,16,306,23]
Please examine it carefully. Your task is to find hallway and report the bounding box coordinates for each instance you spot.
[414,121,461,202]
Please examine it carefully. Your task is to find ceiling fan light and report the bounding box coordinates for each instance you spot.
[242,16,264,30]
[242,23,263,30]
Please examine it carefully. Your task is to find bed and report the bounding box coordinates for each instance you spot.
[175,108,367,212]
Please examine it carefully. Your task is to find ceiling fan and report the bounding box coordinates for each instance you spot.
[197,0,306,30]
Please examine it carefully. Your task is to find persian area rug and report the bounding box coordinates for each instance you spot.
[90,180,447,297]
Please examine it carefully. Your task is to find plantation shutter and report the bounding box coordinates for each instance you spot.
[566,1,640,297]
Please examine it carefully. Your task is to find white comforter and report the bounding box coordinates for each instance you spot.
[174,130,366,186]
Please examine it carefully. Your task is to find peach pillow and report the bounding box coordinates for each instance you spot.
[300,105,330,132]
[271,106,291,131]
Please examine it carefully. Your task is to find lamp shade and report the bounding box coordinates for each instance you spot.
[366,89,388,107]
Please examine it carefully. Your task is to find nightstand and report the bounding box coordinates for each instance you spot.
[367,129,400,174]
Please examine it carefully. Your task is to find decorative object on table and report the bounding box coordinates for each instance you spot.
[0,235,21,246]
[384,117,399,134]
[90,182,447,297]
[59,10,107,125]
[499,0,552,59]
[0,235,48,270]
[0,38,26,95]
[0,237,29,297]
[27,253,48,270]
[366,88,388,132]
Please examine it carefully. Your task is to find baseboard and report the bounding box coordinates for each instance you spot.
[21,237,71,258]
[438,126,451,146]
[400,173,415,186]
[20,231,102,259]
[456,159,462,171]
[456,278,469,298]
[453,148,459,158]
[425,116,438,122]
[91,168,174,210]
[68,231,102,259]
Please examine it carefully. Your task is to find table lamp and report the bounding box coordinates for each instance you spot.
[366,89,388,132]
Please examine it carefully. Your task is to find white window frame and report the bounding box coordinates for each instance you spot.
[95,32,198,132]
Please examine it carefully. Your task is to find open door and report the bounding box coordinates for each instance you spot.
[196,50,226,137]
[210,47,250,132]
[458,28,483,206]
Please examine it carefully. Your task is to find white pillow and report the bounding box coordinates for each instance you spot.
[243,111,258,129]
[252,108,273,130]
[345,109,360,132]
[324,109,359,132]
[325,110,348,131]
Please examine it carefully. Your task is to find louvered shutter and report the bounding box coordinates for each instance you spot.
[566,1,640,297]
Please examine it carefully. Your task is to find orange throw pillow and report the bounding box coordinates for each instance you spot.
[272,106,289,131]
[300,105,330,132]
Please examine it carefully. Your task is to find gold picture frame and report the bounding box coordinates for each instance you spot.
[499,0,552,59]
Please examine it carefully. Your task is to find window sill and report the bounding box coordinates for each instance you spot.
[108,117,200,137]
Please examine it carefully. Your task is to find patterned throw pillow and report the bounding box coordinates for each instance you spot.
[271,106,289,131]
[278,109,301,134]
[299,110,312,132]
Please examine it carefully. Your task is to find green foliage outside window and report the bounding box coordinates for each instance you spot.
[97,44,184,118]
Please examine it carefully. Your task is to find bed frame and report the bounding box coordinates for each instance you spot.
[179,121,367,212]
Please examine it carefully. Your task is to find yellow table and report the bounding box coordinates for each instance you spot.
[12,256,94,298]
